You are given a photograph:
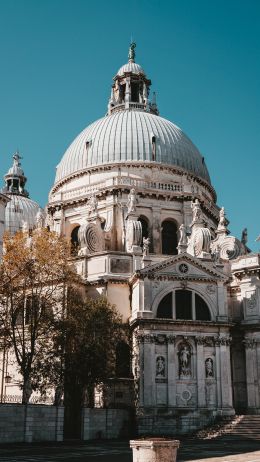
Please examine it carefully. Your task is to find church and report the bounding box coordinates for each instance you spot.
[0,43,260,435]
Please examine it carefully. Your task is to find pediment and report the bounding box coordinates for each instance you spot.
[137,253,229,282]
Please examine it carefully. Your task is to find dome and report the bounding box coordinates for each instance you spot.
[5,194,39,235]
[55,110,211,184]
[117,61,145,76]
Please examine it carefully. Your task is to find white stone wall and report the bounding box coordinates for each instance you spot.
[0,405,64,443]
[81,408,131,440]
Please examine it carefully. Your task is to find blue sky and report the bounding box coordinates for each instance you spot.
[0,0,259,250]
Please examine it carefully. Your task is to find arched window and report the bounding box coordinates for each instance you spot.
[157,292,172,318]
[195,294,211,321]
[71,226,80,255]
[161,220,178,255]
[115,341,131,378]
[138,216,149,240]
[156,289,211,321]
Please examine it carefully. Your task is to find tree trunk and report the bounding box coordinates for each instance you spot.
[22,376,32,404]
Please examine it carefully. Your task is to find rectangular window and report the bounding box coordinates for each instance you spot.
[175,290,192,320]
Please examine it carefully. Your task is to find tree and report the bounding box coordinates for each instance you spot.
[0,228,78,403]
[63,292,124,408]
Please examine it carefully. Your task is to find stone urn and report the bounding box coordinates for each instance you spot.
[130,438,180,462]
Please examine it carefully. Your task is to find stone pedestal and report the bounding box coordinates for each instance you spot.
[130,438,180,462]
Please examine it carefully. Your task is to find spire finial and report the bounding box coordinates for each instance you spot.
[128,41,136,62]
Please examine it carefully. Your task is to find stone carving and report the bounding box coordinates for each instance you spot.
[142,237,150,257]
[179,344,191,378]
[243,338,256,349]
[181,389,192,405]
[218,207,227,231]
[214,335,232,346]
[177,224,188,254]
[191,199,202,223]
[218,236,243,260]
[246,292,257,310]
[195,336,215,347]
[188,227,211,257]
[78,221,104,255]
[125,219,142,253]
[167,335,176,344]
[156,356,166,378]
[205,358,214,378]
[127,188,137,215]
[36,208,45,229]
[206,284,216,295]
[88,195,98,216]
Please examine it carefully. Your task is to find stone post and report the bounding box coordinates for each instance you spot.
[130,438,180,462]
[244,338,257,409]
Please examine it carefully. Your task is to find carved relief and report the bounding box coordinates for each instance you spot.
[125,219,142,253]
[243,338,256,349]
[78,221,105,254]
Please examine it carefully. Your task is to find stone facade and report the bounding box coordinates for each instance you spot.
[0,44,259,437]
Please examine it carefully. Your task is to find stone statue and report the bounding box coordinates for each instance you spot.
[191,199,202,223]
[241,228,248,245]
[219,207,226,227]
[179,344,191,377]
[88,195,98,215]
[212,244,221,263]
[128,42,136,61]
[143,237,150,257]
[36,208,45,229]
[179,224,187,245]
[22,220,29,233]
[205,358,214,378]
[156,356,165,378]
[127,188,137,214]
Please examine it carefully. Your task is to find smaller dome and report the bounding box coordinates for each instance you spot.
[5,195,39,235]
[116,61,145,77]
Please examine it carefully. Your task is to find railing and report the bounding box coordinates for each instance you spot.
[0,394,54,405]
[51,176,183,203]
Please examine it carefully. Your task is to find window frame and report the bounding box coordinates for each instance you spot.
[156,289,211,321]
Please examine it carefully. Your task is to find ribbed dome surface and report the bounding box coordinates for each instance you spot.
[5,195,39,235]
[117,61,145,76]
[55,111,211,184]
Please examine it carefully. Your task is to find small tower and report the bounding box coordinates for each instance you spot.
[1,152,40,234]
[108,43,158,115]
[2,151,29,197]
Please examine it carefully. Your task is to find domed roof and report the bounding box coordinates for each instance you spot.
[55,110,211,184]
[5,195,39,235]
[117,61,145,76]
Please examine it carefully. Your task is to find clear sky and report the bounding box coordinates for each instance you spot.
[0,0,259,250]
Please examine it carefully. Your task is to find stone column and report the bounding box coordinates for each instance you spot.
[130,438,180,462]
[244,338,257,409]
[196,337,206,407]
[217,282,228,322]
[219,336,233,409]
[215,339,222,408]
[167,336,176,407]
[143,335,156,407]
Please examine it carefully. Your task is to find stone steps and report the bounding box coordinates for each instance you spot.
[189,415,260,441]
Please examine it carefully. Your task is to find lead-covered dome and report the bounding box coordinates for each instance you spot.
[5,195,39,235]
[55,110,210,184]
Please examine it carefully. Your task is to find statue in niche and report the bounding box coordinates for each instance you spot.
[191,199,201,222]
[205,358,214,378]
[156,356,165,378]
[127,188,137,214]
[179,344,191,378]
[143,237,150,257]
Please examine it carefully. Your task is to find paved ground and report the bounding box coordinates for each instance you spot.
[0,438,259,462]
